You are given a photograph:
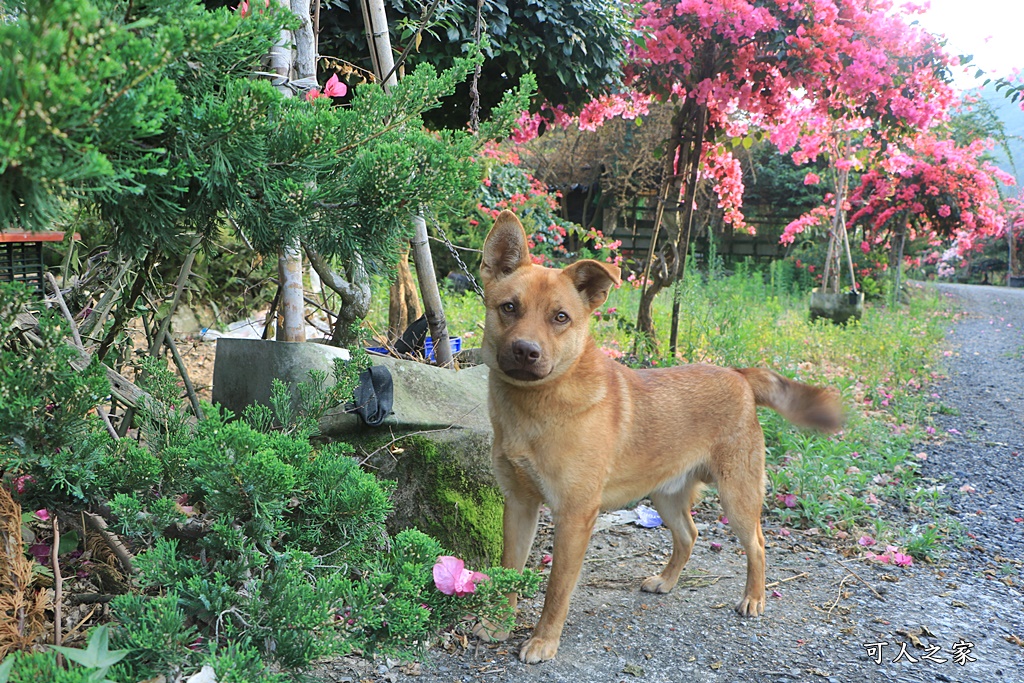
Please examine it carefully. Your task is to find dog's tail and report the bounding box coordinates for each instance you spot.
[736,368,843,432]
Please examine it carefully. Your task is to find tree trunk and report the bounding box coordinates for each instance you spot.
[1009,222,1019,278]
[270,0,310,342]
[388,244,422,339]
[636,99,706,344]
[306,247,371,346]
[363,0,446,357]
[890,215,908,306]
[277,241,306,341]
[411,214,453,367]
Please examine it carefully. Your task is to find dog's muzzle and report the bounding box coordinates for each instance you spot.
[499,339,550,381]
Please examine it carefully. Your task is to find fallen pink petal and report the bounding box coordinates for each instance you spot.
[433,556,488,596]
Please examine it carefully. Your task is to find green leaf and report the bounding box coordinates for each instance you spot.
[58,529,80,555]
[51,625,129,670]
[0,656,13,683]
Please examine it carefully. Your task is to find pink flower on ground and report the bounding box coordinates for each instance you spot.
[542,554,553,566]
[433,556,489,596]
[891,551,914,567]
[776,493,798,508]
[709,542,723,552]
[858,535,876,547]
[35,509,51,522]
[324,74,347,97]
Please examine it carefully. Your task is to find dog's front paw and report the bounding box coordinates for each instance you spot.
[473,618,510,642]
[734,594,765,617]
[519,636,559,663]
[641,574,677,594]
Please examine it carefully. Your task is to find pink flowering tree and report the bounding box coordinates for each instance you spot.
[1006,188,1024,278]
[772,0,955,297]
[847,133,1013,297]
[590,0,955,341]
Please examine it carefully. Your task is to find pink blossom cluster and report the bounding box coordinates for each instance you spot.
[780,205,833,245]
[849,133,1013,255]
[699,142,748,229]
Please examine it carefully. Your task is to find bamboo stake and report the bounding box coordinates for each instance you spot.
[411,214,454,367]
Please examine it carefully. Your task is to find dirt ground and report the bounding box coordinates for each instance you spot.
[191,284,1024,683]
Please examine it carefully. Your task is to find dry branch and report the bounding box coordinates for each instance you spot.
[84,512,135,577]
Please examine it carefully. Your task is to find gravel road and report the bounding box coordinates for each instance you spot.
[319,282,1024,683]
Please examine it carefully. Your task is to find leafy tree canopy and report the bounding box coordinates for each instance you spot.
[1,0,533,268]
[317,0,633,128]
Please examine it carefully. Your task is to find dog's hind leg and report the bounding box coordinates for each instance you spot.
[715,450,767,617]
[642,475,702,594]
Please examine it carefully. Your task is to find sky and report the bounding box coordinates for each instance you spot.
[910,0,1024,89]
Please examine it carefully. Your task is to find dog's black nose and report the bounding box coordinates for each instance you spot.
[511,340,542,365]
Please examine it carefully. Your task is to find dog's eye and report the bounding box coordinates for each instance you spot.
[500,302,516,314]
[554,312,570,324]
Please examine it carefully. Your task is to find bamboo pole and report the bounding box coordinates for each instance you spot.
[362,0,450,364]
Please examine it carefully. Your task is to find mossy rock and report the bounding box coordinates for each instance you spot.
[354,430,502,567]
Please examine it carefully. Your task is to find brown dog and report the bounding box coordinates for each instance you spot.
[476,210,842,663]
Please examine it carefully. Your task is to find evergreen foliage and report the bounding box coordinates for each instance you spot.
[0,283,111,509]
[1,0,534,267]
[1,312,537,678]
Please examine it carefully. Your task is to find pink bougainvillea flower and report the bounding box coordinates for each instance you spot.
[324,74,347,98]
[804,172,821,185]
[858,535,876,547]
[709,542,723,552]
[542,554,553,566]
[35,509,51,521]
[305,89,327,102]
[776,493,798,508]
[433,556,489,596]
[891,551,914,567]
[237,0,249,17]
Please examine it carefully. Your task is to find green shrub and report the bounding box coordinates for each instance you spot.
[1,283,111,509]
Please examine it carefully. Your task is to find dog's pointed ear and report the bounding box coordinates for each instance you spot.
[481,210,533,287]
[563,259,621,309]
